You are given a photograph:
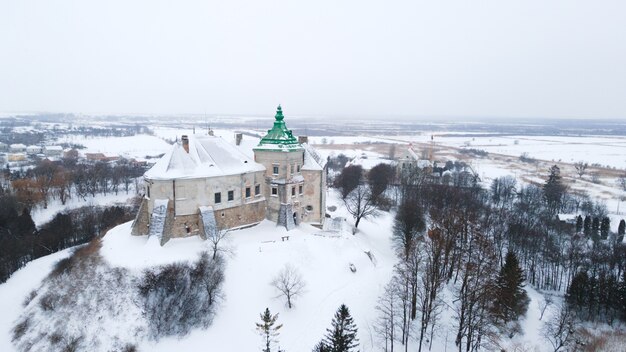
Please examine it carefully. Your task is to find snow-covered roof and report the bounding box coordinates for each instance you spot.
[302,143,327,171]
[557,214,578,222]
[406,147,419,160]
[145,135,265,180]
[45,145,63,151]
[10,143,26,149]
[417,160,432,168]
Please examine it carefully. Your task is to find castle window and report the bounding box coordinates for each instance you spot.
[227,190,234,201]
[306,205,314,211]
[214,192,221,204]
[147,186,150,198]
[291,187,296,197]
[271,187,278,196]
[245,187,251,198]
[255,184,260,196]
[299,185,303,195]
[297,164,301,172]
[272,164,279,175]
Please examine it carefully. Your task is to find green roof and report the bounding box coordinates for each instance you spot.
[255,105,302,151]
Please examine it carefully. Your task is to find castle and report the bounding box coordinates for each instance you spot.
[132,106,327,244]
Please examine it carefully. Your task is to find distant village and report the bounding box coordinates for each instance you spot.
[0,119,152,171]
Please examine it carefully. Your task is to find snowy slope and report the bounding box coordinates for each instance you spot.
[129,215,398,351]
[0,249,74,350]
[2,189,620,351]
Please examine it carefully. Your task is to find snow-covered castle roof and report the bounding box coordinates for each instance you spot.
[145,135,265,180]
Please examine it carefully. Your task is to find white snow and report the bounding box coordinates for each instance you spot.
[2,129,626,351]
[144,135,265,180]
[0,249,74,350]
[30,191,138,227]
[59,134,172,160]
[101,222,208,273]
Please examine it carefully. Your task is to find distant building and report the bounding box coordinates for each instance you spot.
[8,153,27,162]
[132,106,327,245]
[0,142,7,151]
[44,145,63,157]
[397,144,432,173]
[10,144,26,153]
[26,145,43,155]
[84,152,118,162]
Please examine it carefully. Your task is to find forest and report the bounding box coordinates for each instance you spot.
[332,159,626,352]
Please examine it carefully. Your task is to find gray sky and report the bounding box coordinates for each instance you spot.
[1,0,625,119]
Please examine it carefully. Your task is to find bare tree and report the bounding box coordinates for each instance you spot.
[193,252,225,306]
[618,173,626,192]
[368,163,396,206]
[375,279,401,352]
[344,185,378,229]
[490,176,517,208]
[207,225,230,260]
[271,264,305,309]
[416,229,447,352]
[539,295,553,321]
[336,165,363,199]
[542,304,577,352]
[573,161,588,179]
[392,195,425,261]
[454,230,498,352]
[388,144,396,160]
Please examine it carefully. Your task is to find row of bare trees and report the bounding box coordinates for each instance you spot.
[8,157,145,209]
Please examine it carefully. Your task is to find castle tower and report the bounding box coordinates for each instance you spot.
[253,105,306,229]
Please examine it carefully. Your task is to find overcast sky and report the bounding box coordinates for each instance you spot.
[1,0,625,119]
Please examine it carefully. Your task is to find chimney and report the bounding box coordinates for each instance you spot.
[181,135,189,153]
[235,133,243,146]
[298,136,308,145]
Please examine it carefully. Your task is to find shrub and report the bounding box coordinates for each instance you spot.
[39,292,60,311]
[138,252,224,339]
[22,290,37,307]
[11,318,29,341]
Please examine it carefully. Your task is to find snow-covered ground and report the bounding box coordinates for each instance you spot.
[30,191,139,227]
[0,249,74,350]
[393,134,626,169]
[58,134,172,160]
[0,189,592,352]
[2,128,626,351]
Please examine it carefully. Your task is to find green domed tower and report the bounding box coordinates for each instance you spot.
[255,105,302,151]
[254,106,325,230]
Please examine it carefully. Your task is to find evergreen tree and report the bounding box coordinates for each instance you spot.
[312,341,330,352]
[600,217,610,240]
[583,215,592,237]
[543,165,566,214]
[323,304,359,352]
[493,251,529,323]
[256,308,283,352]
[575,215,583,233]
[567,271,590,318]
[618,219,626,241]
[592,217,600,242]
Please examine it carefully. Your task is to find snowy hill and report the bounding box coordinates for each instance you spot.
[2,190,618,351]
[0,193,397,351]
